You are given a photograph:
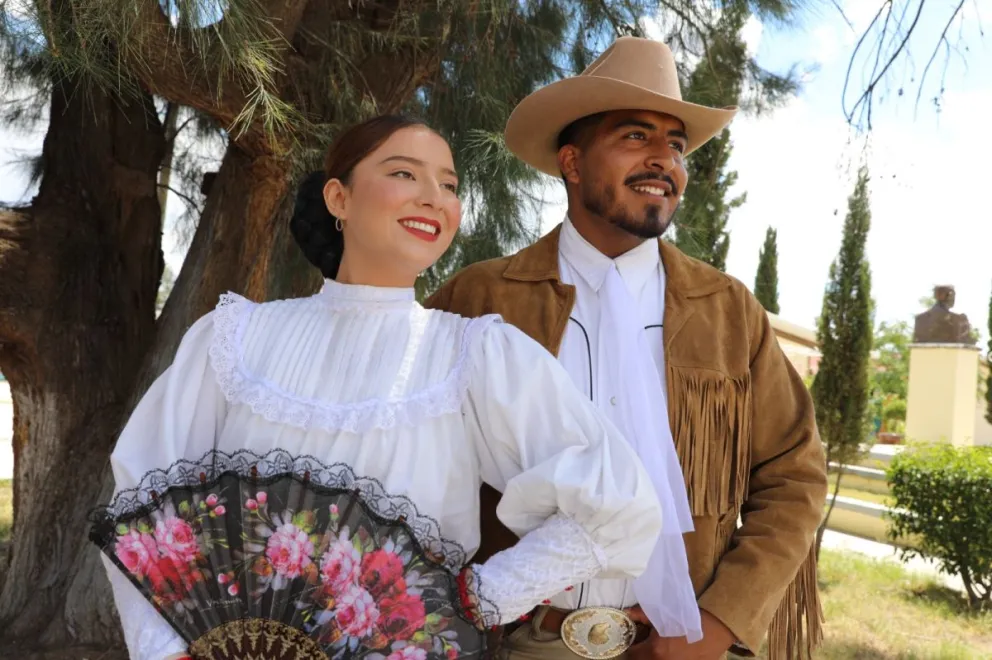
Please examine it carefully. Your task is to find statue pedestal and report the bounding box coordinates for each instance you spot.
[905,343,980,446]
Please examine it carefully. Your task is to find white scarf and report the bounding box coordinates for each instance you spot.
[598,263,702,642]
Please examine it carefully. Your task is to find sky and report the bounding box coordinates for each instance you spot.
[1,0,990,338]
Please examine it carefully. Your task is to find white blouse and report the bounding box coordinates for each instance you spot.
[102,280,663,659]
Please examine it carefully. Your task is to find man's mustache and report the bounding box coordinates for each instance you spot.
[624,172,679,197]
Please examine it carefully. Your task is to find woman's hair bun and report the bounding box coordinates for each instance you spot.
[289,170,344,279]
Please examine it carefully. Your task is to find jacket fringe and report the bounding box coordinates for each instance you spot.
[669,366,823,659]
[766,545,824,660]
[667,368,751,515]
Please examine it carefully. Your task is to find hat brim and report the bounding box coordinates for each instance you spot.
[504,76,739,177]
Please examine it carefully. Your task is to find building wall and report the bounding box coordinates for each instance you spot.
[768,313,821,380]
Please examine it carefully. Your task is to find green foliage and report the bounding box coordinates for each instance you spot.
[886,444,992,609]
[671,6,748,270]
[812,166,875,468]
[672,127,742,270]
[869,320,911,433]
[753,226,779,314]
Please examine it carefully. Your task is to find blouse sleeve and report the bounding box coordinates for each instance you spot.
[102,312,228,660]
[462,319,662,626]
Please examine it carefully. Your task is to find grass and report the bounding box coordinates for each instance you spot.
[827,469,891,496]
[738,549,992,659]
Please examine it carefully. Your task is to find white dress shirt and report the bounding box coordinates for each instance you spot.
[550,216,668,611]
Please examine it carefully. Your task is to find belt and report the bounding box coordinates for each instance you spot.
[532,606,642,659]
[538,607,569,633]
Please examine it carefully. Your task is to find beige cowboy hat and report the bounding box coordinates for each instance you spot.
[505,36,739,176]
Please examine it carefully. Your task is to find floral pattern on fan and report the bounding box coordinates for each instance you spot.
[98,463,482,660]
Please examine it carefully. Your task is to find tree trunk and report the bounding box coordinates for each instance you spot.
[55,139,321,650]
[0,79,165,645]
[815,463,843,562]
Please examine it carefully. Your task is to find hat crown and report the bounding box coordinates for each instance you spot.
[580,36,683,102]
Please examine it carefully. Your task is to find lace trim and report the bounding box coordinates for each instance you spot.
[207,293,501,433]
[90,447,468,572]
[471,513,608,626]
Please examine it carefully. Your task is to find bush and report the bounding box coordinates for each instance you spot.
[886,443,992,609]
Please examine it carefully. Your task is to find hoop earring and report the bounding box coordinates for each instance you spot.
[335,217,343,232]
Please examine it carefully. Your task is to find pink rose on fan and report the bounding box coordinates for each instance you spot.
[360,549,405,600]
[265,522,315,579]
[205,494,219,507]
[256,491,268,505]
[154,516,199,564]
[335,585,380,638]
[245,498,258,511]
[378,592,427,642]
[320,538,361,595]
[115,529,159,578]
[387,647,427,660]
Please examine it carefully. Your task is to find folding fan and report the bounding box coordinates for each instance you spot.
[90,449,487,660]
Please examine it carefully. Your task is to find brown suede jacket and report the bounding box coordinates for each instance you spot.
[425,225,828,659]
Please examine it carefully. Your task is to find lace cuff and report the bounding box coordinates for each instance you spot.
[470,513,607,627]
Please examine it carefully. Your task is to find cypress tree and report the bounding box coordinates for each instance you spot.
[811,165,874,559]
[754,226,780,314]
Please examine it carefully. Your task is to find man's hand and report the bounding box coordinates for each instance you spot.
[624,607,736,660]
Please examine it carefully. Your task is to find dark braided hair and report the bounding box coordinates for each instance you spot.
[290,114,431,279]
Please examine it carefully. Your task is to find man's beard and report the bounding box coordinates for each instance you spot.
[581,180,677,239]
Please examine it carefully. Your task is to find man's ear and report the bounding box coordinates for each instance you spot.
[323,178,348,220]
[557,145,581,185]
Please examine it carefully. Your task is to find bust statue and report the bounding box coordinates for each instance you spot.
[913,285,976,345]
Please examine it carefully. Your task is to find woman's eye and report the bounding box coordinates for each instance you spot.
[391,170,414,179]
[625,131,647,140]
[442,183,458,192]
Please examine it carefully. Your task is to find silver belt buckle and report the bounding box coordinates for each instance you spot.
[560,607,636,659]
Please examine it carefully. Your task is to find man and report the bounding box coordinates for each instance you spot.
[426,37,827,660]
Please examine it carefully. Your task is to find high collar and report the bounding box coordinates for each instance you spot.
[505,223,733,300]
[318,279,416,304]
[558,216,661,294]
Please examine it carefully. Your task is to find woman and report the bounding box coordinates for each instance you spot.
[101,115,663,659]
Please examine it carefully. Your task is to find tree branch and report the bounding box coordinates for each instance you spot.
[127,0,248,129]
[841,0,973,131]
[123,0,310,153]
[156,183,203,217]
[914,0,966,113]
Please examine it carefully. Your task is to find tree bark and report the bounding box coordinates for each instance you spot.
[0,79,165,644]
[815,450,841,562]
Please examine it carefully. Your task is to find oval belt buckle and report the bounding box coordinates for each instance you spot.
[560,607,636,659]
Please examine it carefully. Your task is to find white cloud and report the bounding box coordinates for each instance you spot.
[741,15,764,56]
